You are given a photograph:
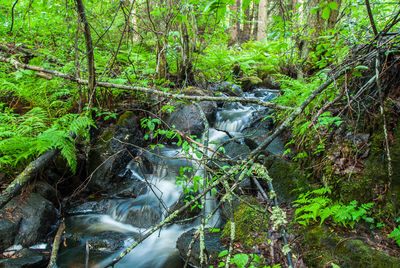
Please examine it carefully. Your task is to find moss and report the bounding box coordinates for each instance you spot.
[221,197,267,247]
[97,129,114,148]
[336,123,400,217]
[239,76,263,91]
[180,86,206,96]
[263,155,306,202]
[336,239,400,268]
[301,226,400,268]
[116,111,134,126]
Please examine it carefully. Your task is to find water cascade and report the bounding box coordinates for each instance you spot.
[57,89,277,268]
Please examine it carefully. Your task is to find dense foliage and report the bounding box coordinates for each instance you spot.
[1,0,399,266]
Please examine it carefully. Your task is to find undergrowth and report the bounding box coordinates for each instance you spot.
[0,105,93,174]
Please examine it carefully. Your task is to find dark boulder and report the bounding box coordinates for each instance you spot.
[0,248,48,268]
[88,111,145,192]
[0,193,57,250]
[32,181,58,206]
[167,101,217,138]
[0,217,19,252]
[176,228,225,267]
[124,205,162,228]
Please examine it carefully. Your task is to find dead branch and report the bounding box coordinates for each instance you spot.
[0,55,290,110]
[47,222,65,268]
[250,67,349,159]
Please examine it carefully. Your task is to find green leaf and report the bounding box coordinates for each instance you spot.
[232,254,249,268]
[218,250,228,258]
[328,1,338,10]
[321,6,331,20]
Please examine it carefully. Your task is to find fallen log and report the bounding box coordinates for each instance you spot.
[0,149,58,209]
[0,55,291,111]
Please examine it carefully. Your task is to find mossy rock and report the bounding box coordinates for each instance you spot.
[336,124,400,214]
[116,110,134,126]
[239,76,263,92]
[336,239,400,268]
[301,226,400,268]
[180,86,208,96]
[88,111,145,192]
[263,154,306,202]
[221,197,267,247]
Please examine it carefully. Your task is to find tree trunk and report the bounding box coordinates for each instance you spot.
[229,0,241,45]
[257,0,268,41]
[242,4,252,42]
[252,1,259,40]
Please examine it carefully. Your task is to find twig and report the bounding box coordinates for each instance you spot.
[194,102,210,266]
[85,240,89,268]
[47,222,65,268]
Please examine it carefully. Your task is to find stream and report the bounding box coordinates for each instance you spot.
[56,89,279,268]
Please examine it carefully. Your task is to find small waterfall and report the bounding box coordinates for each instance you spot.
[59,88,277,268]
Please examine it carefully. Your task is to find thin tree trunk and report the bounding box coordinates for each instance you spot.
[257,0,268,41]
[229,1,240,45]
[75,0,96,109]
[242,4,252,42]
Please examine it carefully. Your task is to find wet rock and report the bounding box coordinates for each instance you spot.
[176,228,225,267]
[87,232,128,253]
[253,88,279,102]
[67,199,110,216]
[167,101,217,137]
[239,76,263,92]
[0,248,48,268]
[224,141,251,160]
[88,111,145,192]
[0,217,19,252]
[124,205,162,228]
[3,193,58,247]
[115,179,148,198]
[213,82,243,96]
[242,116,274,143]
[170,193,201,224]
[32,181,58,206]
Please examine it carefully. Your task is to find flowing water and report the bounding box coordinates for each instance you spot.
[57,89,278,268]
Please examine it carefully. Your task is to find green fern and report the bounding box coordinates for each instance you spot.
[388,219,400,247]
[293,187,374,228]
[0,106,94,173]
